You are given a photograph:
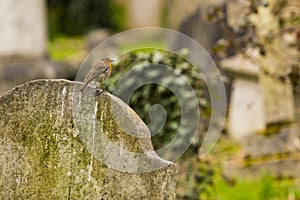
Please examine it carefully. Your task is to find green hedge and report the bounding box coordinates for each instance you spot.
[47,0,124,38]
[103,49,211,151]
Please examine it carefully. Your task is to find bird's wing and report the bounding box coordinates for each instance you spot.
[84,63,107,82]
[80,62,110,91]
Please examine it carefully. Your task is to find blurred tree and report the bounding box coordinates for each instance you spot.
[208,0,299,79]
[209,0,299,128]
[47,0,124,39]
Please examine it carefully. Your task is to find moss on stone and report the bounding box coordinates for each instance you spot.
[0,79,177,199]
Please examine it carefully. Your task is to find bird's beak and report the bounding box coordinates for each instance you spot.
[110,59,115,62]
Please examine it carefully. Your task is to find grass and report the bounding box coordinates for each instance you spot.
[118,40,167,54]
[197,135,300,200]
[48,36,166,63]
[47,36,85,62]
[213,174,300,200]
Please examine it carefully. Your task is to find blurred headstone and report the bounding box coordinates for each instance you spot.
[221,53,265,140]
[0,0,60,95]
[222,0,299,178]
[126,0,163,28]
[222,0,295,143]
[167,0,225,52]
[0,0,46,57]
[260,74,295,123]
[222,53,300,178]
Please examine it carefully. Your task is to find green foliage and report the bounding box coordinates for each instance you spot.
[197,161,215,200]
[179,135,300,200]
[102,49,211,151]
[47,36,84,61]
[195,158,300,200]
[195,137,300,200]
[213,174,300,200]
[258,122,291,136]
[47,0,125,39]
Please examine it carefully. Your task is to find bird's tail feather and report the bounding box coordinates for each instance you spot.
[80,82,89,92]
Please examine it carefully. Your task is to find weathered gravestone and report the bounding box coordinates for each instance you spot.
[0,79,177,199]
[220,53,265,140]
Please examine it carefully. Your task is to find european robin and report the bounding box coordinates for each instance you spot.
[80,57,114,92]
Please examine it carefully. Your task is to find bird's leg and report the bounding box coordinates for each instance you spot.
[95,81,102,89]
[95,89,105,96]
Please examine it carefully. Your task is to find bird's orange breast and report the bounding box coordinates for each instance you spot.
[109,63,112,72]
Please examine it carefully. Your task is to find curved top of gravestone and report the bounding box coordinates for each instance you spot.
[0,79,176,199]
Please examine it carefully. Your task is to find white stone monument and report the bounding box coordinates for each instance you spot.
[0,0,46,57]
[221,53,266,140]
[126,0,163,28]
[0,0,58,95]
